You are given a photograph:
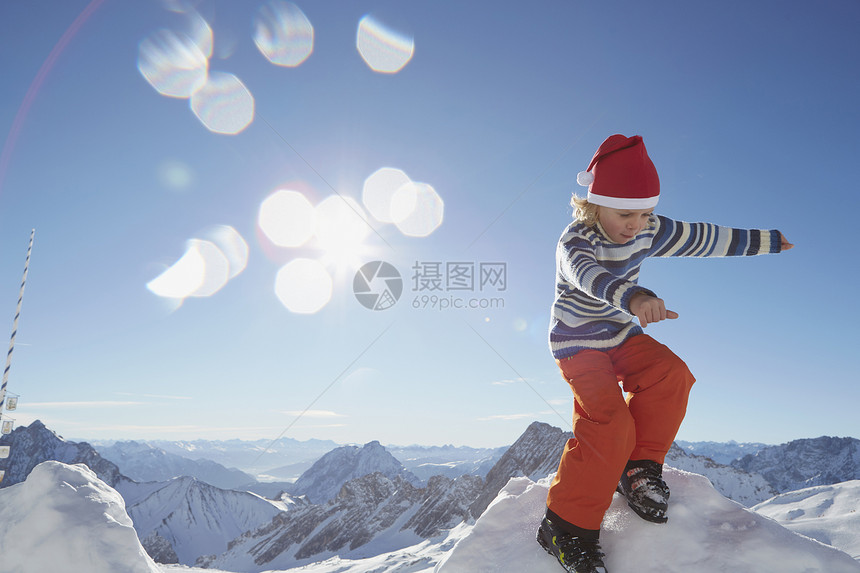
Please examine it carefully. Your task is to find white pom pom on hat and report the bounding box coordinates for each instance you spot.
[578,134,660,210]
[576,171,594,187]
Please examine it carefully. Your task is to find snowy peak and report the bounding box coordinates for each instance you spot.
[732,435,860,493]
[0,420,124,488]
[665,442,777,506]
[0,461,160,573]
[290,440,421,503]
[436,469,860,573]
[470,421,570,519]
[202,470,483,572]
[117,474,284,566]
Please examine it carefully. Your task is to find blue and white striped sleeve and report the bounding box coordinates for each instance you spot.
[558,233,655,314]
[649,215,783,258]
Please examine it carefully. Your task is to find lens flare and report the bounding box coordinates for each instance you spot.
[187,10,213,59]
[138,28,208,98]
[146,239,229,299]
[315,195,372,247]
[275,258,332,314]
[190,71,255,134]
[356,15,414,74]
[258,189,316,247]
[391,181,444,237]
[315,195,374,271]
[202,225,248,279]
[362,167,411,224]
[253,0,314,67]
[157,159,195,191]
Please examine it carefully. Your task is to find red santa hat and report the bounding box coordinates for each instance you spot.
[576,134,660,210]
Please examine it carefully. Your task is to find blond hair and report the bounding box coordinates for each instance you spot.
[571,194,658,231]
[571,195,600,227]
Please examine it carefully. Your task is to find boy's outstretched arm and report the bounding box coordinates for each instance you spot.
[630,292,679,328]
[631,232,793,328]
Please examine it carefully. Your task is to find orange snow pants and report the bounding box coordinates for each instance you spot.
[546,334,695,530]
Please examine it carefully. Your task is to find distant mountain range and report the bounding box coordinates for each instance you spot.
[86,435,340,479]
[732,436,860,493]
[2,420,858,570]
[87,436,506,484]
[97,440,255,490]
[674,439,770,464]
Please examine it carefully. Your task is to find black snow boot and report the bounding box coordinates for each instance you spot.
[537,516,608,573]
[616,459,670,523]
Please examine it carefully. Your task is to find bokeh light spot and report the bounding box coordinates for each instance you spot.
[315,195,373,271]
[146,239,229,299]
[258,189,316,247]
[253,1,314,67]
[275,258,332,314]
[357,15,414,73]
[315,195,372,248]
[362,167,412,224]
[157,159,195,191]
[138,28,209,98]
[186,239,230,296]
[190,71,255,134]
[391,181,444,237]
[187,11,213,59]
[202,225,249,279]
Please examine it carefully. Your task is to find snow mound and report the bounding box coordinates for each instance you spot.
[435,467,860,573]
[0,460,160,573]
[753,480,860,561]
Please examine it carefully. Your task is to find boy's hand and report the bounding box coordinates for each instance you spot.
[630,292,679,328]
[780,232,794,251]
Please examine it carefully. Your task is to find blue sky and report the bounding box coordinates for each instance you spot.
[1,0,858,449]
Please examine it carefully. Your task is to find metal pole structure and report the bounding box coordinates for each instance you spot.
[1,229,34,417]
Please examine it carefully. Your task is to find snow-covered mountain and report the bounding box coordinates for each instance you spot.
[198,471,483,572]
[116,476,287,565]
[674,439,769,464]
[289,440,422,504]
[0,461,160,573]
[96,441,256,490]
[139,436,339,478]
[732,436,860,492]
[2,422,859,572]
[0,419,126,489]
[753,480,860,561]
[388,444,506,481]
[469,421,569,519]
[5,459,858,573]
[467,421,778,516]
[435,469,860,573]
[0,421,290,567]
[665,442,777,506]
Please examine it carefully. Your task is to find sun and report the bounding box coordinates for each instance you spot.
[314,195,377,275]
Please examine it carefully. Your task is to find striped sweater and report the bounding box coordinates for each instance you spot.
[549,214,782,360]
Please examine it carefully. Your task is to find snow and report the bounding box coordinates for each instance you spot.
[0,461,160,573]
[434,468,860,573]
[2,459,859,573]
[117,475,285,565]
[753,480,860,561]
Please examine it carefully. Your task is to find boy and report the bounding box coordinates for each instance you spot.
[536,134,793,573]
